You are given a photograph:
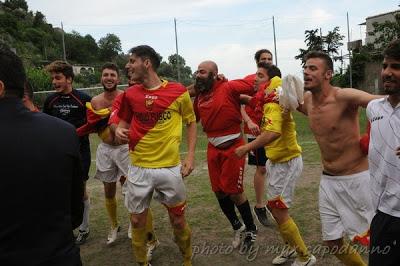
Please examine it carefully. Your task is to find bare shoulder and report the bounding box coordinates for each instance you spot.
[91,93,105,110]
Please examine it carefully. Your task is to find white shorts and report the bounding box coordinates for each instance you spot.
[124,164,186,214]
[95,143,129,183]
[266,155,303,208]
[319,170,374,241]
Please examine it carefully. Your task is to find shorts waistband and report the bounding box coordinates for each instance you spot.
[100,142,128,149]
[321,170,370,180]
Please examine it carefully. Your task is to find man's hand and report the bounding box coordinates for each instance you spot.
[235,145,249,158]
[181,156,195,178]
[115,127,130,144]
[397,147,400,158]
[247,120,260,136]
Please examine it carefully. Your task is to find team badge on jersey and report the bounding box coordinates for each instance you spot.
[145,95,158,111]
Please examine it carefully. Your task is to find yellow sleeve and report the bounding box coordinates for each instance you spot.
[179,91,196,124]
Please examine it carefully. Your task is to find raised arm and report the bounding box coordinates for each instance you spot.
[336,88,383,108]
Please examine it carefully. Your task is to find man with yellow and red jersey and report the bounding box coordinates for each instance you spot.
[116,45,196,266]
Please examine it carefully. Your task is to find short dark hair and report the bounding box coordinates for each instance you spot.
[101,62,119,76]
[304,51,334,71]
[383,39,400,61]
[254,49,272,62]
[257,62,281,78]
[0,44,26,98]
[129,45,162,70]
[45,60,74,80]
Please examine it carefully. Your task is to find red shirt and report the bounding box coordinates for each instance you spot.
[195,79,254,138]
[242,73,270,134]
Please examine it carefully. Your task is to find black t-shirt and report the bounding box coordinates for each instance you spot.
[43,89,92,145]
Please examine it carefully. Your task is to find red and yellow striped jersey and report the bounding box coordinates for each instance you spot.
[118,80,195,168]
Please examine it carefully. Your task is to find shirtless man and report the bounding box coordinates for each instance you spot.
[88,63,127,244]
[301,51,380,265]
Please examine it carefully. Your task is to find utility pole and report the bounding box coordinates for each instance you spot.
[61,22,66,61]
[174,18,181,82]
[347,12,353,87]
[272,16,278,66]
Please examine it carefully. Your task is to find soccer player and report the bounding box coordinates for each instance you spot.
[300,51,380,265]
[368,39,400,265]
[115,45,196,266]
[241,49,274,227]
[235,62,316,266]
[78,62,126,244]
[43,61,92,245]
[193,60,257,252]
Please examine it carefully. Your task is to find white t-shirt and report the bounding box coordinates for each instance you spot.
[367,97,400,217]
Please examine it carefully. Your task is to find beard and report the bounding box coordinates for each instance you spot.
[194,73,214,93]
[102,83,117,92]
[382,77,400,95]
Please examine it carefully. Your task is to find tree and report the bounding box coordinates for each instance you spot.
[295,27,344,65]
[98,33,122,61]
[158,54,193,86]
[3,0,28,12]
[368,13,400,51]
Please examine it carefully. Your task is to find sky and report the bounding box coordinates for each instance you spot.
[26,0,399,80]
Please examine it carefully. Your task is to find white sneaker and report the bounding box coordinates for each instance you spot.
[107,225,120,245]
[128,222,132,239]
[232,225,245,248]
[147,239,160,261]
[291,254,316,266]
[272,245,297,264]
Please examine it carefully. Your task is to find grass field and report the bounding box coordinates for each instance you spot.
[78,111,369,266]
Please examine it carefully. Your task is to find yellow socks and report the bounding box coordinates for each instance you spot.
[278,217,310,261]
[334,242,366,266]
[132,227,148,265]
[145,208,157,243]
[105,197,118,228]
[174,223,192,265]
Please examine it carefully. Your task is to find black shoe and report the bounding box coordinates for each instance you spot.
[253,206,270,227]
[75,230,89,245]
[239,228,257,254]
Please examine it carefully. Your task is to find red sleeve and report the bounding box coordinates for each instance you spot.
[117,92,133,124]
[227,79,255,96]
[360,122,371,155]
[108,93,123,125]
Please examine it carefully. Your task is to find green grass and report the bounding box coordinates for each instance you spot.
[80,110,369,265]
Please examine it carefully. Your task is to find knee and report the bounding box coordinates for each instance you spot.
[130,213,146,228]
[229,193,246,205]
[324,239,343,250]
[170,215,185,230]
[256,166,266,175]
[215,191,227,199]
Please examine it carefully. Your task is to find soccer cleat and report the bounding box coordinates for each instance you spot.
[128,222,132,239]
[291,254,316,266]
[75,229,89,245]
[106,225,120,245]
[272,245,297,265]
[232,224,245,248]
[239,228,257,253]
[253,206,271,227]
[147,239,160,261]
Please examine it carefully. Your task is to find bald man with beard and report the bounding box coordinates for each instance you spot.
[193,60,258,252]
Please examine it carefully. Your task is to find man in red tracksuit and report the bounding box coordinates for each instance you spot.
[193,60,257,252]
